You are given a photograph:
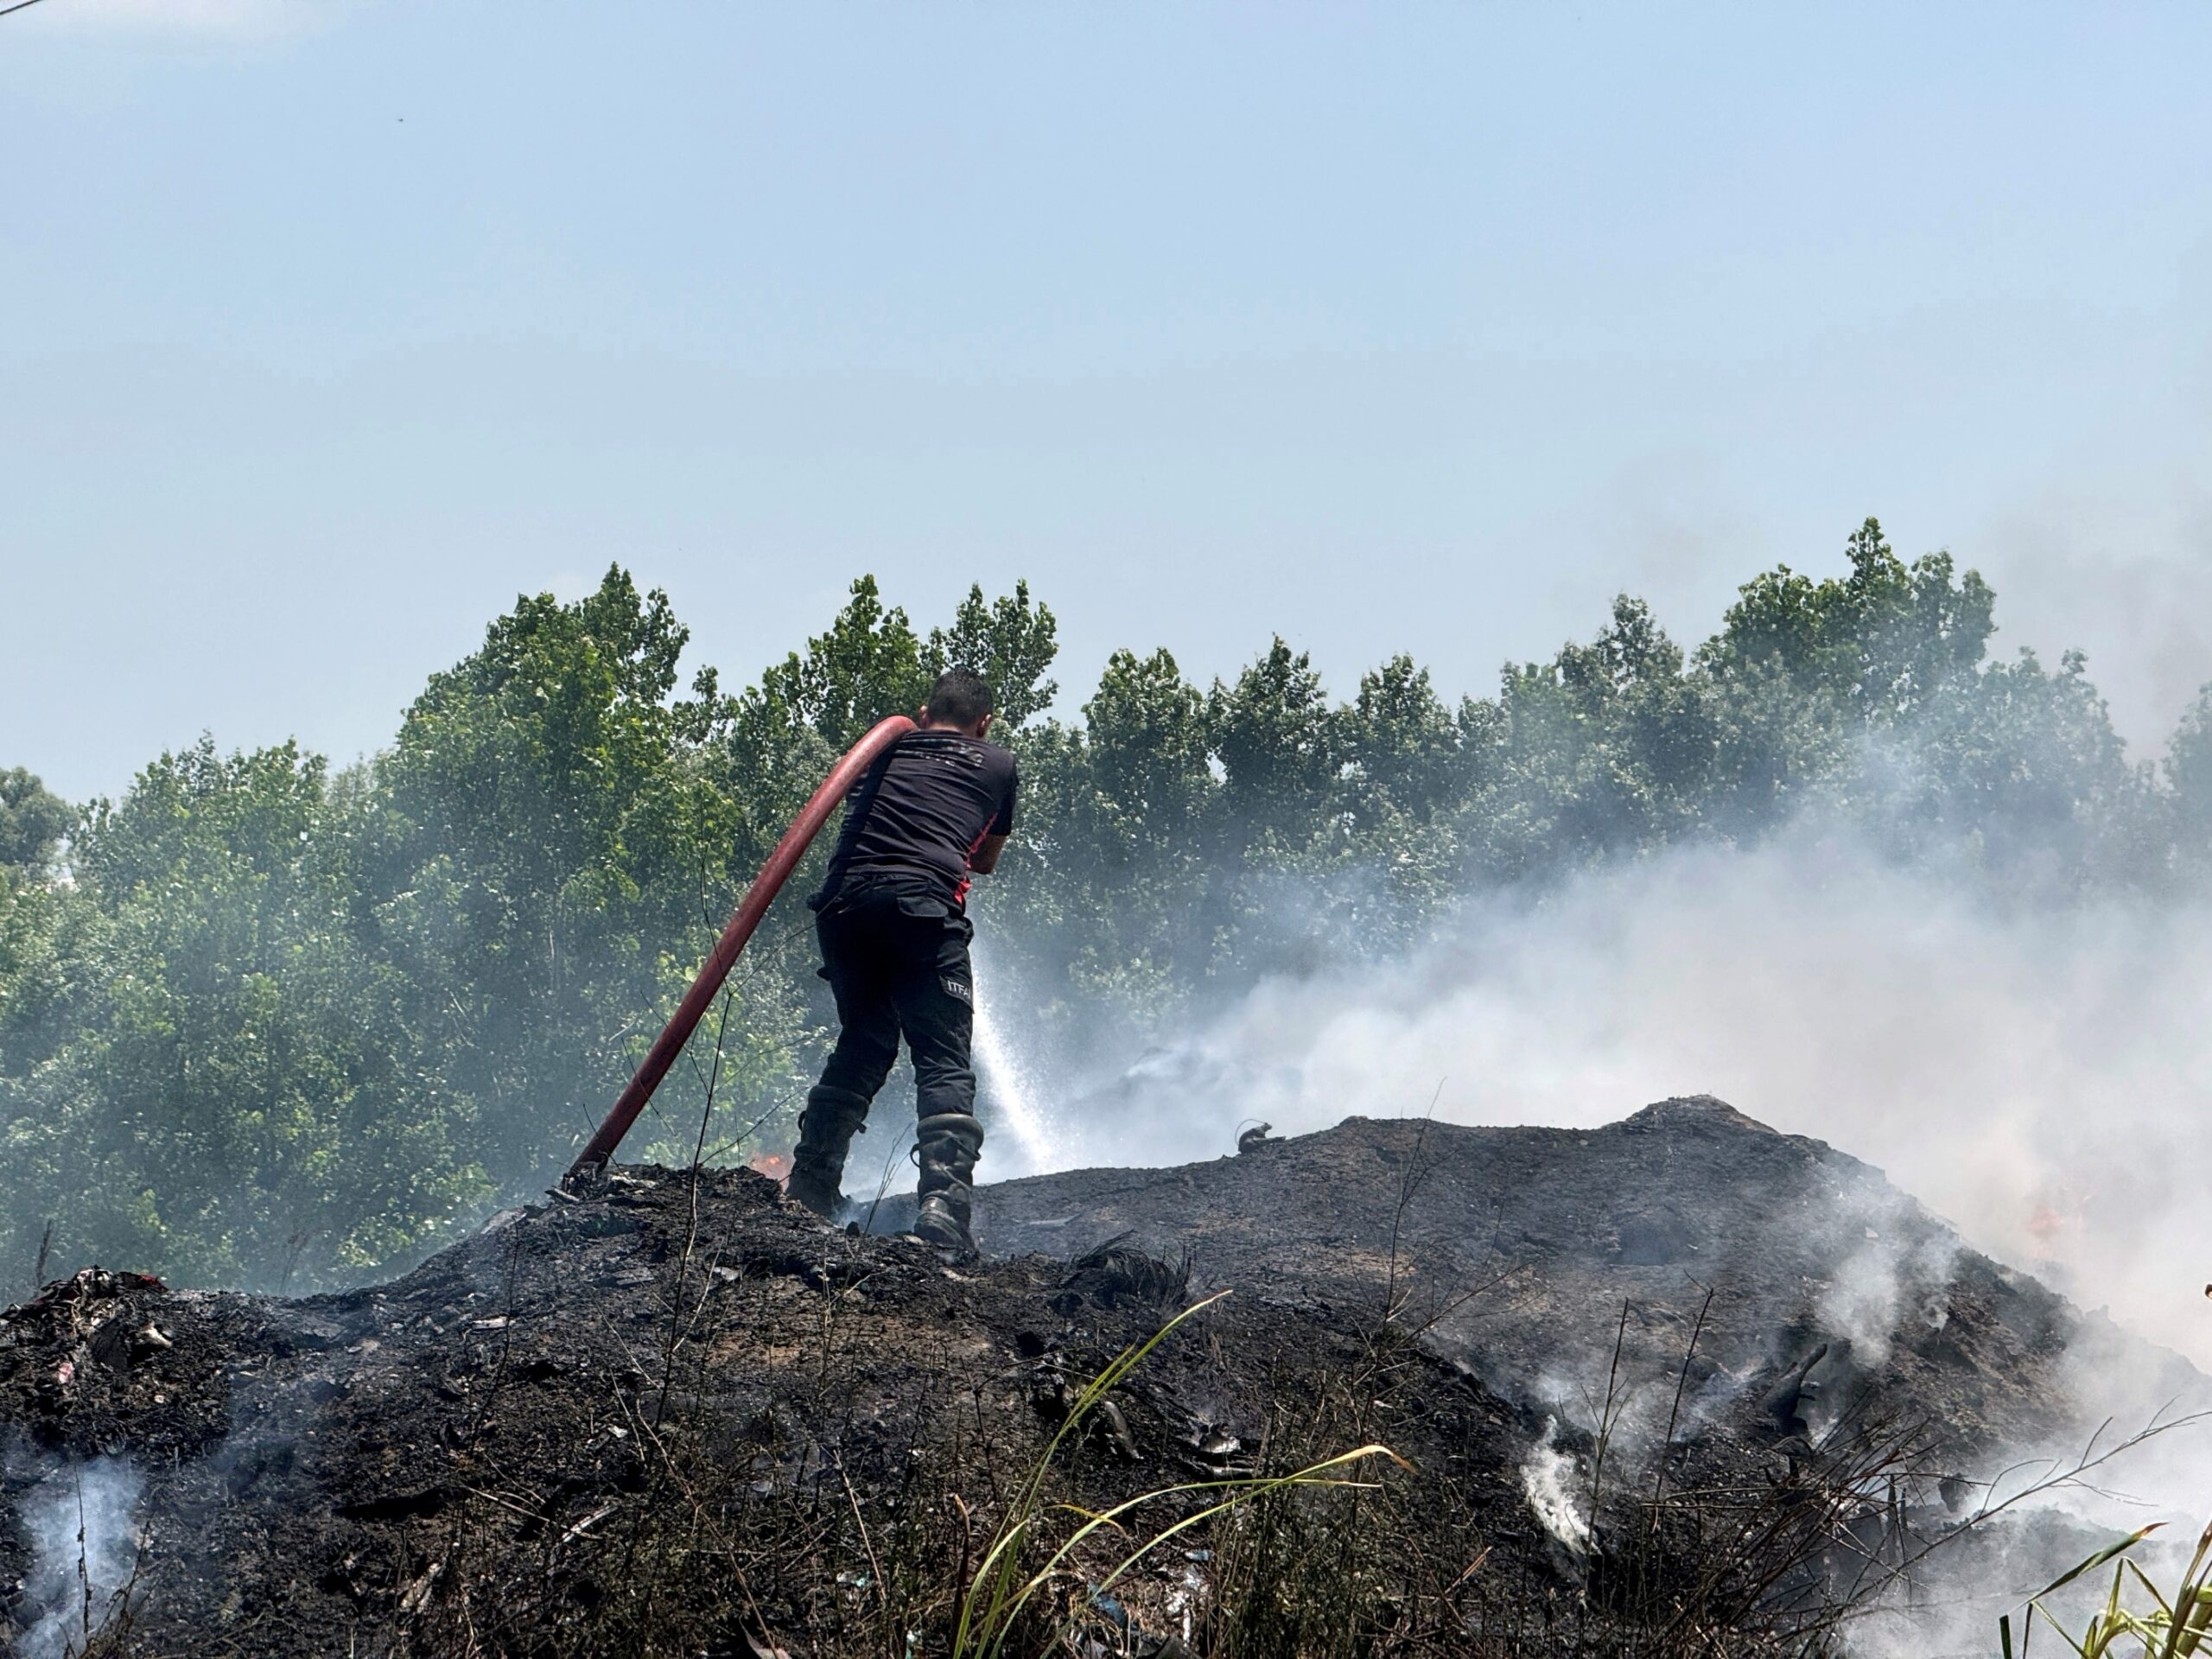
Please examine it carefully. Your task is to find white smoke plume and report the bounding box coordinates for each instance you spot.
[15,1458,145,1659]
[1815,1188,1963,1370]
[1518,1418,1592,1557]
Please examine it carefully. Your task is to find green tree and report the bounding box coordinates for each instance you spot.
[925,581,1060,730]
[1695,520,1998,833]
[1029,650,1221,1024]
[2169,683,2212,874]
[382,566,712,1178]
[1339,655,1460,827]
[1866,646,2147,889]
[4,740,483,1287]
[0,767,74,872]
[758,575,931,751]
[1209,639,1339,858]
[1700,519,1993,715]
[1457,599,1712,877]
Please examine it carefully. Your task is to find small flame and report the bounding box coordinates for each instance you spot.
[749,1152,791,1185]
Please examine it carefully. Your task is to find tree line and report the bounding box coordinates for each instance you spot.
[3,520,2208,1291]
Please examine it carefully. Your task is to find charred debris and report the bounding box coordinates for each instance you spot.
[1,1097,2196,1656]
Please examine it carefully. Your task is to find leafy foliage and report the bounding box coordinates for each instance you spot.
[0,767,72,873]
[1,523,2207,1289]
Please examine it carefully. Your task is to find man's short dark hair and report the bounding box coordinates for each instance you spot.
[925,668,995,728]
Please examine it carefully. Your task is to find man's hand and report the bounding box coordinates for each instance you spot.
[969,833,1008,874]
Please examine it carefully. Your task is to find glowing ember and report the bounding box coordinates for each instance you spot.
[749,1152,791,1185]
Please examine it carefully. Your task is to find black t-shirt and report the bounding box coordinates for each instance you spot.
[814,729,1018,907]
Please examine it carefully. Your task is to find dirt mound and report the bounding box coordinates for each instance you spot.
[1,1099,2191,1656]
[0,1166,1588,1656]
[880,1096,2200,1463]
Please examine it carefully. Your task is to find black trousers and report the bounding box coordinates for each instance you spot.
[813,880,978,1122]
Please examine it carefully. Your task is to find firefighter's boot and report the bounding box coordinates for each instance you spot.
[912,1111,984,1257]
[787,1085,870,1217]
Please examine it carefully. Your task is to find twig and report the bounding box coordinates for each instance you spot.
[836,1455,889,1615]
[1649,1284,1715,1521]
[862,1123,915,1236]
[1836,1408,2212,1622]
[559,1502,620,1548]
[457,1484,545,1526]
[702,1096,795,1166]
[653,986,737,1429]
[1383,1079,1445,1324]
[1586,1299,1633,1539]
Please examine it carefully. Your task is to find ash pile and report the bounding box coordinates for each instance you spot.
[886,1096,2190,1459]
[0,1100,2196,1657]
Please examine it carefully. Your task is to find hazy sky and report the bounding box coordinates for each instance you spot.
[5,2,2211,803]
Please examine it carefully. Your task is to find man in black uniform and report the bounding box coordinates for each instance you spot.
[785,668,1017,1255]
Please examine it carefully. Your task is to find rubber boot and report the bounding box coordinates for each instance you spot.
[912,1111,984,1257]
[786,1085,870,1217]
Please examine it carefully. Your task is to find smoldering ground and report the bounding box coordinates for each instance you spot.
[1000,827,2208,1359]
[966,814,2212,1596]
[9,1455,144,1659]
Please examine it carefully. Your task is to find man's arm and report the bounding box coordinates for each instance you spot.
[969,763,1016,875]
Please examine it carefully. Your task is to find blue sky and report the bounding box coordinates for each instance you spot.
[5,2,2211,801]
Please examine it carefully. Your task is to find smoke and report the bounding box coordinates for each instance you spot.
[1814,1189,1963,1370]
[969,809,2212,1652]
[1518,1418,1592,1556]
[14,1458,144,1659]
[1020,827,2212,1380]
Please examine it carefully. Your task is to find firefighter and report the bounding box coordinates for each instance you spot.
[785,669,1016,1256]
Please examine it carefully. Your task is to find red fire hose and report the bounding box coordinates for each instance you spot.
[563,714,917,1183]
